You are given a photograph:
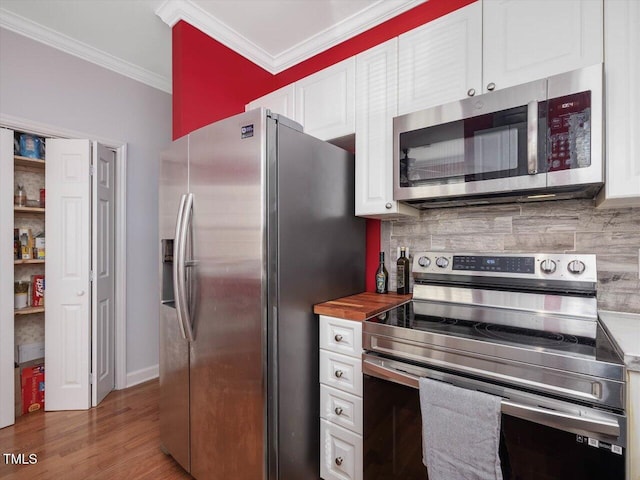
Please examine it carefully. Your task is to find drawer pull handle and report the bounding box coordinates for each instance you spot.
[335,456,344,466]
[334,334,343,342]
[334,407,343,416]
[334,370,344,378]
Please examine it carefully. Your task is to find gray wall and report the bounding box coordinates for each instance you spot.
[382,199,640,314]
[0,28,172,379]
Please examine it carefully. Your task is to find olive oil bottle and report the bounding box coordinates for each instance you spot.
[396,247,410,294]
[375,252,388,294]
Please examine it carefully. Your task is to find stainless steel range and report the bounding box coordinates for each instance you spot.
[362,252,626,480]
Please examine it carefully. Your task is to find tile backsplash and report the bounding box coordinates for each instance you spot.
[381,199,640,314]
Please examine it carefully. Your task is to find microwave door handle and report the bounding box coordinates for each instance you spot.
[527,100,539,174]
[173,194,188,340]
[362,358,620,438]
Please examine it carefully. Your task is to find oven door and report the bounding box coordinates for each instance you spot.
[362,355,626,480]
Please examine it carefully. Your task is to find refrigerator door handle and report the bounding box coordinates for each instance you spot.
[176,193,196,342]
[173,194,188,339]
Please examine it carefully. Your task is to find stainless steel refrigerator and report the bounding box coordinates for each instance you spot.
[159,108,365,479]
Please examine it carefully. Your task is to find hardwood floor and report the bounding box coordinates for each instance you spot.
[0,380,192,479]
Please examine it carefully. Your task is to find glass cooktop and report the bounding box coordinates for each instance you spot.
[368,302,622,365]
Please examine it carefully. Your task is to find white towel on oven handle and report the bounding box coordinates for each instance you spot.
[419,377,503,480]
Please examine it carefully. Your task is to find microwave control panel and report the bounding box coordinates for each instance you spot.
[547,90,591,172]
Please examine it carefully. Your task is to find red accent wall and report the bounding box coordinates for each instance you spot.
[172,0,476,291]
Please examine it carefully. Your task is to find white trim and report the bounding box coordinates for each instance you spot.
[0,8,172,94]
[115,144,128,390]
[0,113,123,147]
[155,0,427,74]
[126,364,159,388]
[0,114,129,397]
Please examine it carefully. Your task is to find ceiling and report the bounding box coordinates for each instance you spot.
[0,0,425,94]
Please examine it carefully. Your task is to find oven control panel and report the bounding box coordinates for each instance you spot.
[412,252,597,283]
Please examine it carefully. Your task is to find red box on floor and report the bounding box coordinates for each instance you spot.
[21,363,44,414]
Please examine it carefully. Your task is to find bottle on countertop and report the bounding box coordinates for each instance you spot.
[396,247,410,294]
[375,252,389,294]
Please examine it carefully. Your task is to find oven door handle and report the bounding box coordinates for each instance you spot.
[362,358,621,438]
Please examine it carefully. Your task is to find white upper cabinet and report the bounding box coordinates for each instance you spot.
[356,39,417,218]
[246,84,296,120]
[397,1,603,116]
[597,0,640,207]
[247,59,356,141]
[295,57,356,141]
[398,2,482,115]
[483,0,603,92]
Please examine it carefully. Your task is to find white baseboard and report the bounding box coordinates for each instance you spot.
[125,364,159,388]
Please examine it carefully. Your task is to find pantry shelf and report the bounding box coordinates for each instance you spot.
[14,306,45,316]
[14,206,45,214]
[14,259,45,265]
[14,156,45,170]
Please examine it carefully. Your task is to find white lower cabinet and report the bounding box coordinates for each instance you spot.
[321,419,363,480]
[320,315,363,480]
[321,384,363,434]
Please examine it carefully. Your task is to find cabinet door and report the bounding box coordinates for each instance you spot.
[321,384,363,435]
[246,84,296,120]
[295,58,355,140]
[397,2,482,115]
[45,139,92,411]
[483,0,603,92]
[355,40,418,218]
[320,419,363,480]
[597,0,640,207]
[320,349,363,397]
[320,315,362,358]
[0,128,15,428]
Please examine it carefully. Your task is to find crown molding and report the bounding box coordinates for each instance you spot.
[0,8,172,93]
[156,0,427,74]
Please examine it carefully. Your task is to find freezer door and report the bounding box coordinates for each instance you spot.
[188,109,267,480]
[159,135,190,472]
[268,121,366,479]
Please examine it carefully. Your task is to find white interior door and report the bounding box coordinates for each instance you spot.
[45,139,91,411]
[0,128,15,427]
[92,142,115,406]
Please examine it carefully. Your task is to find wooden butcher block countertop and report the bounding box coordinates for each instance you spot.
[314,292,412,321]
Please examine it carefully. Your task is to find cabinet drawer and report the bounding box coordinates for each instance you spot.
[320,316,362,358]
[320,349,363,396]
[320,384,363,435]
[320,419,363,480]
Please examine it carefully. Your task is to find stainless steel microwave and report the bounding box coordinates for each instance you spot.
[393,64,603,208]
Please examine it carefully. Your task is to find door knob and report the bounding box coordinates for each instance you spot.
[77,290,85,296]
[334,370,344,378]
[334,334,343,342]
[334,407,344,416]
[487,82,496,91]
[335,457,344,466]
[467,88,476,97]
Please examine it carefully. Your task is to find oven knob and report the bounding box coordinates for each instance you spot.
[540,259,557,274]
[418,256,431,268]
[435,257,449,268]
[568,260,586,275]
